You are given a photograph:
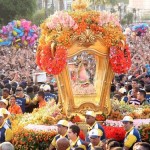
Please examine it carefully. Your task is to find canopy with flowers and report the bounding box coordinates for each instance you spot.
[36,0,131,75]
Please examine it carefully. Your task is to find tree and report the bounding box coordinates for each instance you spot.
[121,12,133,25]
[0,0,37,24]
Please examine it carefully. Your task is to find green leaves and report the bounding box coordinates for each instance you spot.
[0,0,37,24]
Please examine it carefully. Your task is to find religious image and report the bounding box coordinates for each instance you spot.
[68,52,96,95]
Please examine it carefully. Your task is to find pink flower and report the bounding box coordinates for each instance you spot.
[99,11,120,27]
[46,11,78,30]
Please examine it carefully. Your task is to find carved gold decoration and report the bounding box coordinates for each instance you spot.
[72,29,103,47]
[72,0,91,10]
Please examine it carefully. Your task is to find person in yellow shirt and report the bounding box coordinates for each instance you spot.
[85,111,105,143]
[88,129,103,150]
[49,120,69,150]
[8,95,22,115]
[0,113,13,143]
[0,108,11,128]
[68,125,86,150]
[122,116,141,150]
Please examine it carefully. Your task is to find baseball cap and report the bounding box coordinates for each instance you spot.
[40,84,45,90]
[122,116,133,122]
[0,99,8,106]
[86,111,96,118]
[89,129,103,138]
[0,108,10,115]
[43,84,51,91]
[118,88,126,94]
[57,120,69,127]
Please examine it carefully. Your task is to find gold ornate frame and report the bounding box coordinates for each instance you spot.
[56,38,114,117]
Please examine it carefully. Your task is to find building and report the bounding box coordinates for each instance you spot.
[129,0,150,10]
[129,0,150,22]
[37,0,73,11]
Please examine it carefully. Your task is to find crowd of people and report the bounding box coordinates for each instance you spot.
[48,111,150,150]
[111,75,150,106]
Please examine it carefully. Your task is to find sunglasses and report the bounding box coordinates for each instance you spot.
[123,122,129,124]
[90,136,99,139]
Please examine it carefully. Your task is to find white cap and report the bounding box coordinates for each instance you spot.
[86,111,96,118]
[57,120,69,127]
[0,108,10,115]
[40,84,45,90]
[89,129,103,138]
[128,75,132,80]
[0,99,8,106]
[122,116,133,122]
[119,88,126,94]
[43,85,51,91]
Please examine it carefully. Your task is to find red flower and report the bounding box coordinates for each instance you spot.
[71,115,82,123]
[79,130,85,141]
[109,45,131,74]
[96,114,106,121]
[103,126,126,141]
[36,45,67,75]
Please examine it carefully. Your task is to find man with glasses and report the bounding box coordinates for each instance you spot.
[122,116,141,150]
[15,87,30,113]
[88,129,103,150]
[85,111,105,143]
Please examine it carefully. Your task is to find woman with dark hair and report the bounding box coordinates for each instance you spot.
[8,95,22,115]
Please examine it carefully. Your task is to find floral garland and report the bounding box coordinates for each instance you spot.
[109,45,131,73]
[36,45,67,75]
[37,9,131,75]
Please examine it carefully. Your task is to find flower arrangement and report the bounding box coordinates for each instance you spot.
[109,100,150,120]
[12,127,57,150]
[36,0,131,75]
[70,115,82,123]
[103,126,126,141]
[10,100,63,127]
[96,113,106,121]
[10,100,63,149]
[139,124,150,143]
[111,100,134,114]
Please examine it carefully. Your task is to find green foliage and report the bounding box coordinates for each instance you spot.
[120,12,134,25]
[116,0,129,4]
[124,12,134,24]
[32,9,45,26]
[0,0,37,24]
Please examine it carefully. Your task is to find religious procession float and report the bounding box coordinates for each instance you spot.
[0,0,150,149]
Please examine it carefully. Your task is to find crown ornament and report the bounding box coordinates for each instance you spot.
[72,0,91,10]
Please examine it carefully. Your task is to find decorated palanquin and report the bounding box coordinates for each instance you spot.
[36,0,131,117]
